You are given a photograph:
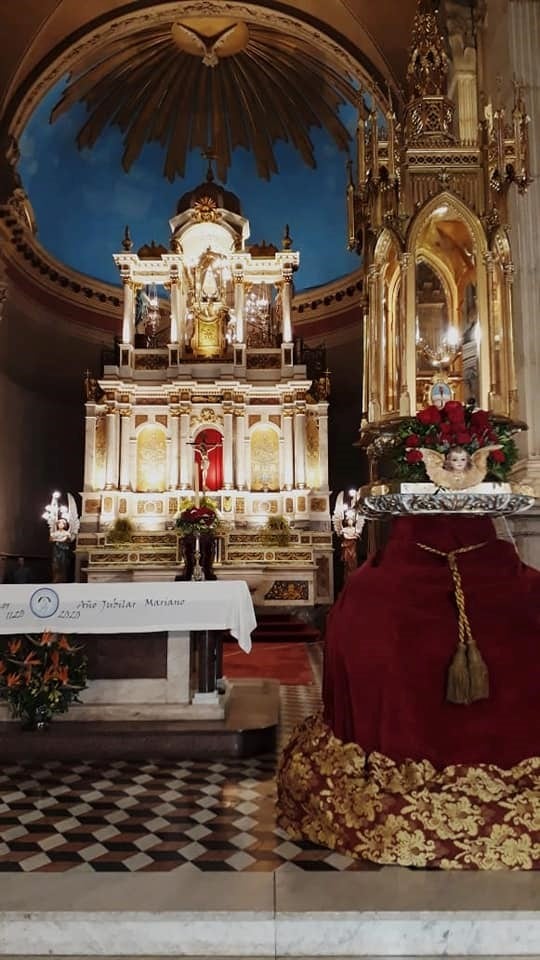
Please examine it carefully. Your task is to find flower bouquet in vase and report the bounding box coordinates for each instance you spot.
[175,497,222,580]
[0,632,87,729]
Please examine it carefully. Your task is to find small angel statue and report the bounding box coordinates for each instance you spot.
[332,490,365,579]
[418,445,502,491]
[43,492,80,582]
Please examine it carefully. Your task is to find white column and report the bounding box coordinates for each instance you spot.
[234,278,245,343]
[179,409,190,488]
[169,413,179,489]
[281,277,293,344]
[105,409,119,489]
[508,0,540,493]
[169,278,180,344]
[119,410,132,491]
[293,405,306,489]
[223,410,234,489]
[122,279,135,345]
[235,410,246,489]
[129,436,137,492]
[83,411,97,491]
[282,412,294,489]
[318,406,329,490]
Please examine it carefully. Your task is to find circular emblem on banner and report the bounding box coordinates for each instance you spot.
[30,587,60,618]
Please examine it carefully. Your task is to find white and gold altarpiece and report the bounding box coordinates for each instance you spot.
[78,173,333,606]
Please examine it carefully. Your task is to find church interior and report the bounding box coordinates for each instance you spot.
[0,0,539,955]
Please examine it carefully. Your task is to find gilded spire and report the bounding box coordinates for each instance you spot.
[404,0,455,143]
[407,1,448,99]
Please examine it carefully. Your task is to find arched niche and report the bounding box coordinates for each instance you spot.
[136,423,167,492]
[406,192,489,410]
[249,424,280,492]
[193,427,223,492]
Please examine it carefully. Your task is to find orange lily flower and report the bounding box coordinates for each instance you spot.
[8,638,22,655]
[39,632,55,646]
[58,636,74,652]
[6,672,22,687]
[0,660,6,675]
[24,653,40,666]
[57,666,69,685]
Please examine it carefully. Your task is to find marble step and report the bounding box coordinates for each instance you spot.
[1,868,539,956]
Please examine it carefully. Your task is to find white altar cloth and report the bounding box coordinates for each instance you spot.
[0,580,255,653]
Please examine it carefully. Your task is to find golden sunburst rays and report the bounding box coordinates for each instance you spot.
[49,18,357,182]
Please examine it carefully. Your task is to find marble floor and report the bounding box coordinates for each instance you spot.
[0,645,373,875]
[1,643,539,957]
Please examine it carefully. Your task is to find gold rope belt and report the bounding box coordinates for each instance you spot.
[416,541,489,705]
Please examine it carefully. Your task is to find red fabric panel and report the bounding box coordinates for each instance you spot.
[323,516,540,768]
[195,428,223,491]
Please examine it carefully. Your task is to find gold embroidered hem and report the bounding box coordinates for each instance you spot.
[276,714,540,870]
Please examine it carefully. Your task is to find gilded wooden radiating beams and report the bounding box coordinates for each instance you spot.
[50,18,357,182]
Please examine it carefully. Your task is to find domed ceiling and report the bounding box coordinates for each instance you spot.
[8,2,415,292]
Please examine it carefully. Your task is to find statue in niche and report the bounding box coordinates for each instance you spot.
[43,492,79,582]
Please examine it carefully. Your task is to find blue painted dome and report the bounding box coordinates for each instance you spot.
[18,79,359,291]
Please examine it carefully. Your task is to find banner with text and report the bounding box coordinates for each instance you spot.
[0,581,255,652]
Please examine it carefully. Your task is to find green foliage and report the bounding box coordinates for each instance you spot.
[260,515,292,547]
[107,516,135,543]
[0,633,87,726]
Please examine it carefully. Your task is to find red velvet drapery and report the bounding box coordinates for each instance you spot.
[323,516,540,768]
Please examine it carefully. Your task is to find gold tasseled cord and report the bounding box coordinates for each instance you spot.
[416,541,489,705]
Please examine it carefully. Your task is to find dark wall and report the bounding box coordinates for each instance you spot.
[0,288,111,557]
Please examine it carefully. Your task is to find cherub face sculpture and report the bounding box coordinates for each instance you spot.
[444,448,471,473]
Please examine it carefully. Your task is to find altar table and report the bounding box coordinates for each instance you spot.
[0,581,256,721]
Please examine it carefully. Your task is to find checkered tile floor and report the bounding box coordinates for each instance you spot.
[0,645,377,873]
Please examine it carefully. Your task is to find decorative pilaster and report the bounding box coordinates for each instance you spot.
[168,409,180,490]
[235,409,247,490]
[169,274,180,344]
[398,254,411,416]
[179,406,191,488]
[502,263,518,418]
[234,273,245,343]
[293,404,307,489]
[121,277,135,345]
[367,265,381,421]
[83,410,97,491]
[105,407,119,490]
[282,411,294,490]
[223,407,234,489]
[129,436,137,492]
[318,406,329,491]
[507,1,540,487]
[281,271,293,344]
[119,408,132,491]
[483,252,502,413]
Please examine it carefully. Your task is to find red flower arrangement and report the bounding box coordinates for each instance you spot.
[392,401,518,482]
[175,497,221,535]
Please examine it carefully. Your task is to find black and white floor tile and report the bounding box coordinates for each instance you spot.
[0,644,376,874]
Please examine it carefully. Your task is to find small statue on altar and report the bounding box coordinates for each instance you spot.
[43,492,79,582]
[332,491,365,580]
